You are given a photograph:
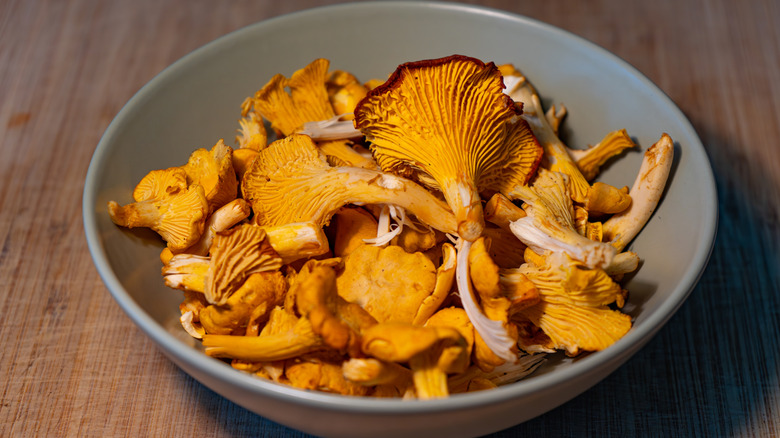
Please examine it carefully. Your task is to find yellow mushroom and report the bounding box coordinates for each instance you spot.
[241,133,457,235]
[131,166,189,202]
[341,358,414,398]
[199,270,287,335]
[569,129,638,181]
[501,65,631,215]
[181,139,238,214]
[326,69,369,119]
[335,244,440,324]
[294,259,378,358]
[249,58,335,137]
[235,110,268,152]
[107,183,208,252]
[484,192,526,232]
[354,55,543,241]
[203,306,326,362]
[361,322,469,399]
[177,198,251,256]
[516,251,631,356]
[285,357,370,396]
[509,169,617,269]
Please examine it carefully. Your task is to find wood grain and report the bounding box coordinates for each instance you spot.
[1,0,778,436]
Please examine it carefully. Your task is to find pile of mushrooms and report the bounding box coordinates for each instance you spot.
[108,55,674,399]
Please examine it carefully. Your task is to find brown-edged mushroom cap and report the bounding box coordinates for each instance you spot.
[241,133,457,234]
[353,55,542,241]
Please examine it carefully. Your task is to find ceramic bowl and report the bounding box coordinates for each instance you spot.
[83,2,717,437]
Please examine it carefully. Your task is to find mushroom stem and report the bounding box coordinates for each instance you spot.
[203,318,324,362]
[602,134,674,252]
[409,354,449,399]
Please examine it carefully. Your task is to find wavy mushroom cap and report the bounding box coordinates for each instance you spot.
[241,134,457,234]
[181,139,238,213]
[354,55,542,241]
[251,58,335,136]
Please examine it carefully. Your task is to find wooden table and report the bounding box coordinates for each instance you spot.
[2,0,778,436]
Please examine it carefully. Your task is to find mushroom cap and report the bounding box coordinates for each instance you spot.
[361,322,467,372]
[132,167,188,202]
[241,134,457,234]
[108,183,209,251]
[204,224,283,305]
[251,58,335,136]
[336,244,438,324]
[182,140,238,213]
[354,55,542,241]
[517,252,631,355]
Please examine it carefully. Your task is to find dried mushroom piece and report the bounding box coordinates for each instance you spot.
[354,55,543,241]
[250,58,335,137]
[181,140,238,213]
[241,133,457,234]
[108,183,208,252]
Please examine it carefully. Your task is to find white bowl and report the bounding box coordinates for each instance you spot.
[83,2,717,437]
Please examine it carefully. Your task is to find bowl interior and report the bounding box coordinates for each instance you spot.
[83,1,716,435]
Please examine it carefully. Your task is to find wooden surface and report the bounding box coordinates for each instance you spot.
[1,0,778,436]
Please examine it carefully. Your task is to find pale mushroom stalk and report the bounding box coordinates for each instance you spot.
[298,115,363,141]
[242,134,457,235]
[503,70,630,215]
[602,133,674,252]
[455,239,518,363]
[508,170,617,269]
[484,192,526,231]
[503,73,591,204]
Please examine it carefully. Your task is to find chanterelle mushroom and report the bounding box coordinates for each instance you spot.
[361,322,469,399]
[181,139,238,214]
[509,169,617,269]
[501,65,630,215]
[241,133,457,235]
[335,243,453,325]
[249,58,335,137]
[108,183,208,252]
[354,55,543,241]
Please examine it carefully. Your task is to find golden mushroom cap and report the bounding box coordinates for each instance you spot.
[354,54,542,241]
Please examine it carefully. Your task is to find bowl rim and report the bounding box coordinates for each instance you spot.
[82,0,718,415]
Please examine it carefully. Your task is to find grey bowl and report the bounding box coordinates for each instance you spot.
[83,2,717,437]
